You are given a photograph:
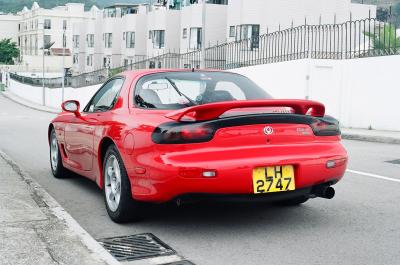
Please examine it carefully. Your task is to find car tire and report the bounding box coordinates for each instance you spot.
[103,145,143,223]
[49,128,69,178]
[277,195,309,206]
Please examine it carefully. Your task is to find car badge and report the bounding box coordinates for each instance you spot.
[263,126,274,135]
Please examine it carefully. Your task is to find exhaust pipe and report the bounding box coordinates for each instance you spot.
[313,185,335,199]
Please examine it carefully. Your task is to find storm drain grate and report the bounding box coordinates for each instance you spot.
[386,159,400,165]
[162,261,196,265]
[98,233,176,261]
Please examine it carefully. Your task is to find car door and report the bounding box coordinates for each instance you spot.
[64,77,124,173]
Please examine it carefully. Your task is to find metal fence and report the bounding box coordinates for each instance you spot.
[9,73,67,88]
[10,17,400,88]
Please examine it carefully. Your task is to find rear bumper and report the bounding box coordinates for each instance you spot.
[127,142,348,203]
[173,180,338,204]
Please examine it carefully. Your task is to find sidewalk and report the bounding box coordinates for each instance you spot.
[0,151,120,265]
[1,90,60,114]
[341,128,400,145]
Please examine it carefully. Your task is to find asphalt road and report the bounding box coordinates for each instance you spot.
[0,94,399,265]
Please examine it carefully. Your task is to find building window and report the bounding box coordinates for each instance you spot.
[229,26,235,38]
[86,55,93,66]
[182,28,187,39]
[104,8,117,18]
[152,30,165,49]
[236,24,260,50]
[44,35,51,47]
[104,33,113,48]
[121,7,138,16]
[63,20,67,30]
[148,31,152,40]
[87,34,94,48]
[34,36,38,55]
[73,54,79,64]
[29,35,33,55]
[125,32,135,48]
[24,36,27,53]
[44,19,51,29]
[189,27,202,50]
[73,35,79,48]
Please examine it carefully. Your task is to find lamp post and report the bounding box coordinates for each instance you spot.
[41,22,45,106]
[40,21,54,106]
[62,28,65,103]
[200,0,206,69]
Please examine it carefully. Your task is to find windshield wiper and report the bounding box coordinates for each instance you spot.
[165,77,198,106]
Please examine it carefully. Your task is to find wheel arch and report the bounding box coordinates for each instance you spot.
[97,137,118,189]
[48,124,54,144]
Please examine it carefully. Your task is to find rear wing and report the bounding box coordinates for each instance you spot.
[166,99,325,122]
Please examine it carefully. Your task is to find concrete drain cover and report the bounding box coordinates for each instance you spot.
[98,233,176,261]
[386,159,400,165]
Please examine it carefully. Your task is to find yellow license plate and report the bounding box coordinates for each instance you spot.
[253,165,295,194]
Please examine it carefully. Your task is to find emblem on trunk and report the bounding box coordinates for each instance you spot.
[263,126,274,135]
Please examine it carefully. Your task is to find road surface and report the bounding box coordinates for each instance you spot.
[0,94,399,265]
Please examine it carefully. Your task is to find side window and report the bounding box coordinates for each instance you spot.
[86,78,124,112]
[215,81,246,100]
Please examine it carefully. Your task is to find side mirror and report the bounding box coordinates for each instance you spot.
[61,100,81,117]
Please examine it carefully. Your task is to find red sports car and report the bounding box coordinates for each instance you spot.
[49,69,347,222]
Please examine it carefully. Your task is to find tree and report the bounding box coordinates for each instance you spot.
[392,2,400,27]
[377,7,390,22]
[364,24,400,50]
[0,39,19,65]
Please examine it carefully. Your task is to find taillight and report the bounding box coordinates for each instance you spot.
[152,124,215,144]
[310,116,341,136]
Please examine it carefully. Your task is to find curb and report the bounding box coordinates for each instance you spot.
[342,133,400,145]
[0,150,121,265]
[1,91,60,114]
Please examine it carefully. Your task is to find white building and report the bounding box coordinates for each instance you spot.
[120,5,148,68]
[227,0,376,42]
[71,6,102,74]
[7,0,376,73]
[17,2,87,72]
[0,14,20,43]
[180,1,228,53]
[146,4,181,58]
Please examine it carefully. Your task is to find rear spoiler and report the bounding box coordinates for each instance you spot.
[166,99,325,122]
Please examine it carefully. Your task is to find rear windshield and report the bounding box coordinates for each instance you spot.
[134,71,272,110]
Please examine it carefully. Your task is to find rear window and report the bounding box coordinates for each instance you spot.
[134,71,272,110]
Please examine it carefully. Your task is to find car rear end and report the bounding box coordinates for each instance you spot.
[132,100,347,203]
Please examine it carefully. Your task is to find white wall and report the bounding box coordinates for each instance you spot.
[7,79,100,109]
[231,56,400,131]
[21,55,72,73]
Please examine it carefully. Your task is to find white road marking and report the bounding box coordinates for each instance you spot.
[347,169,400,183]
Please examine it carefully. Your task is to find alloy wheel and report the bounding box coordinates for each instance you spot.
[104,155,122,212]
